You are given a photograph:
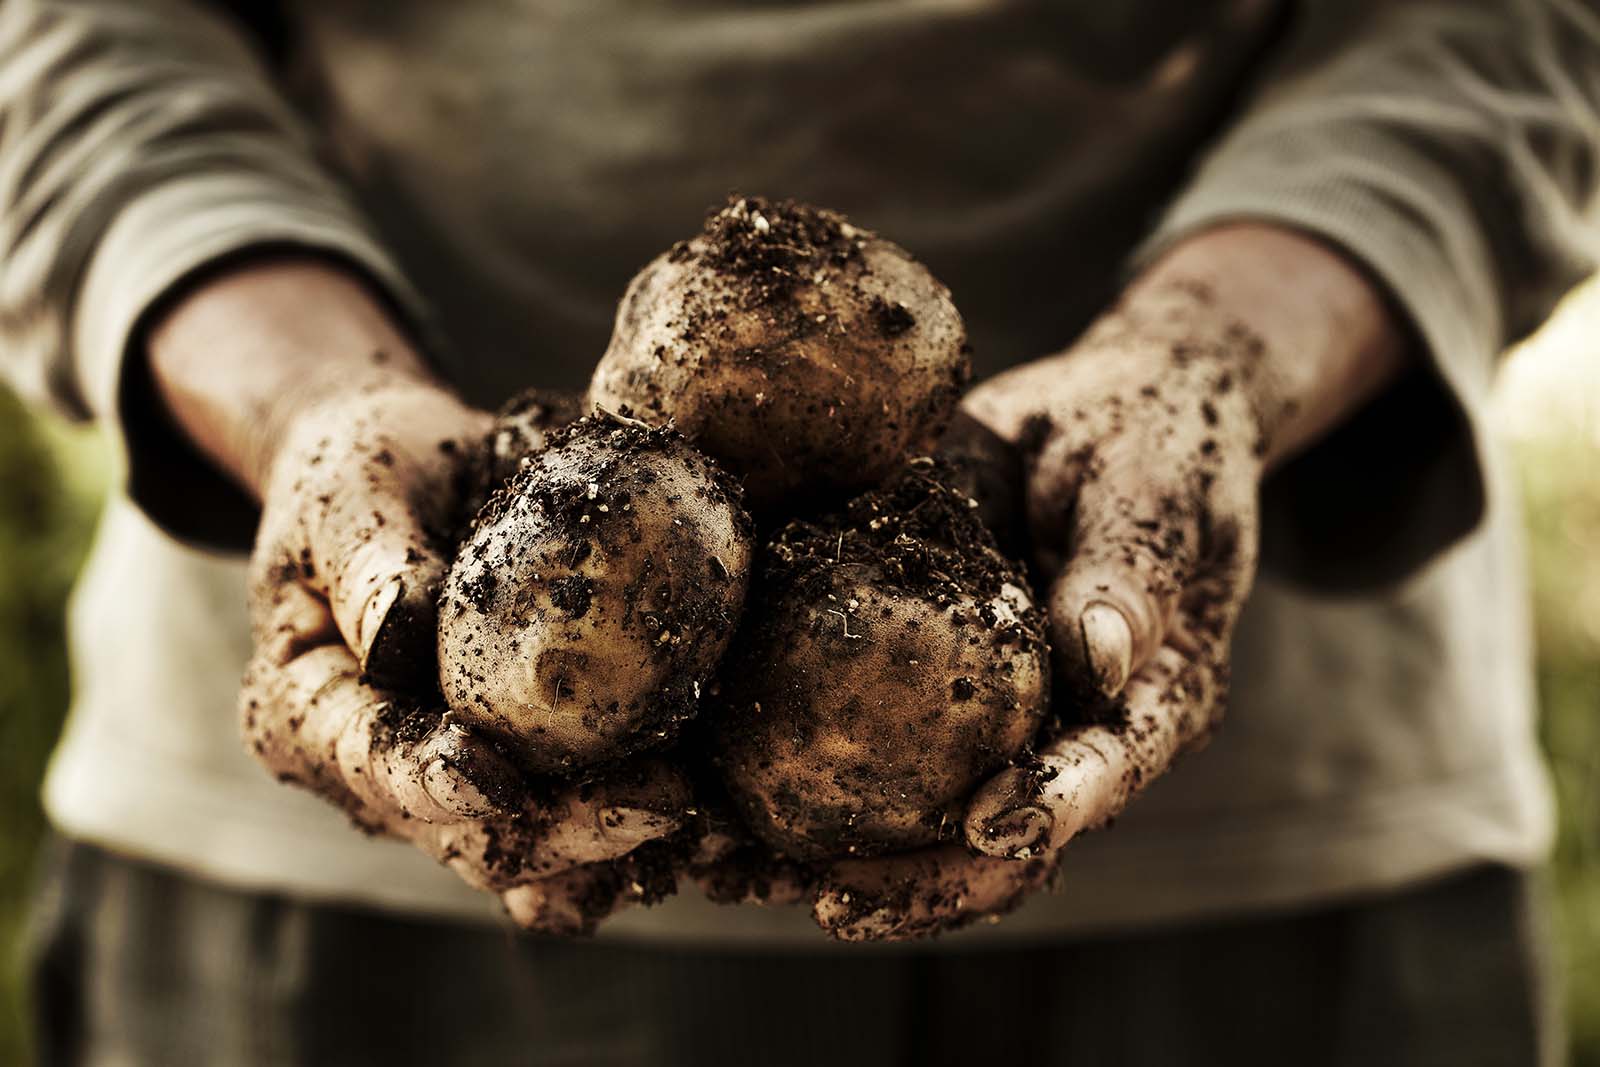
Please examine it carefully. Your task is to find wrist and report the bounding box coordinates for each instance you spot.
[260,373,479,490]
[148,254,443,495]
[1126,222,1409,468]
[1062,282,1273,474]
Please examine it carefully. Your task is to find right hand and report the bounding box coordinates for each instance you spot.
[238,379,690,932]
[143,258,687,933]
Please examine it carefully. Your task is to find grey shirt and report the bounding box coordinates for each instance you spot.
[3,0,1597,942]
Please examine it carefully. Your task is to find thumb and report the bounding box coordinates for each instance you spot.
[320,494,446,689]
[1044,477,1199,698]
[290,425,470,690]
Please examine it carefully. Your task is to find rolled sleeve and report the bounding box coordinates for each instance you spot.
[1137,0,1600,591]
[0,0,434,550]
[79,176,433,549]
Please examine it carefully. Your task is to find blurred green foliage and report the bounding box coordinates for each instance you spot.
[0,388,105,1067]
[1518,433,1600,1066]
[0,337,1598,1063]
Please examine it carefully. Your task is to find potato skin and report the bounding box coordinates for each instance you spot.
[718,570,1047,860]
[586,197,970,512]
[439,417,753,773]
[714,462,1050,860]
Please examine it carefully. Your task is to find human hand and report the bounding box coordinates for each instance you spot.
[148,259,686,933]
[808,285,1256,939]
[807,224,1406,940]
[242,381,686,929]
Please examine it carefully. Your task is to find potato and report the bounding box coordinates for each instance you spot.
[936,411,1028,560]
[714,458,1050,860]
[481,389,584,491]
[587,196,971,512]
[439,413,754,773]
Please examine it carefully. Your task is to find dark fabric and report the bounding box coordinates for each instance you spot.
[205,0,292,66]
[25,837,1561,1067]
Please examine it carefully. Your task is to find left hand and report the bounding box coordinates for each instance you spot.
[810,280,1265,940]
[810,219,1413,941]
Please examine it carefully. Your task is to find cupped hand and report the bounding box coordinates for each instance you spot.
[810,282,1264,940]
[238,379,688,933]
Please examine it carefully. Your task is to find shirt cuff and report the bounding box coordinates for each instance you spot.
[1135,124,1495,592]
[72,174,435,553]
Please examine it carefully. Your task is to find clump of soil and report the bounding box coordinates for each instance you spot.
[870,295,917,337]
[764,456,1040,628]
[679,195,864,298]
[662,195,869,348]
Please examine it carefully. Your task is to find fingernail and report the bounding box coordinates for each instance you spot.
[423,758,494,818]
[503,886,588,937]
[359,577,404,664]
[417,723,521,819]
[815,897,901,943]
[854,905,900,939]
[811,890,855,931]
[597,806,679,849]
[1081,601,1133,697]
[980,804,1053,858]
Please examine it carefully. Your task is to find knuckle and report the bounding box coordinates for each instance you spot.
[1074,494,1195,586]
[237,667,277,754]
[439,827,513,892]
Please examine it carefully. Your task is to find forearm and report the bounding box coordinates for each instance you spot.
[147,256,450,498]
[1121,222,1410,469]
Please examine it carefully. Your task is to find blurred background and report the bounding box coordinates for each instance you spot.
[0,283,1597,1064]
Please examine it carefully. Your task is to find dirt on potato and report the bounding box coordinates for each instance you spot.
[439,413,754,774]
[588,195,972,514]
[684,193,866,311]
[767,454,1029,608]
[713,457,1051,861]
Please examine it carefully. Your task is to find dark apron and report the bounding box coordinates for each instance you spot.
[25,838,1560,1067]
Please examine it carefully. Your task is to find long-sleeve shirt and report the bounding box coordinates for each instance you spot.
[3,0,1597,942]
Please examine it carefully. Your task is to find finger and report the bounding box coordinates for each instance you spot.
[1037,441,1203,696]
[812,846,1054,943]
[253,398,481,691]
[241,616,522,825]
[248,643,518,823]
[414,759,691,890]
[687,832,812,907]
[503,833,687,937]
[249,485,446,695]
[307,453,450,690]
[965,642,1225,858]
[256,580,340,667]
[936,410,1027,554]
[501,865,634,937]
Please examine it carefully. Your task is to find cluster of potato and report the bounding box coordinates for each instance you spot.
[436,196,1052,914]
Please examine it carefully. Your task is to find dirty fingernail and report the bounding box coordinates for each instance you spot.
[811,890,854,931]
[503,886,588,937]
[417,723,521,818]
[980,804,1053,858]
[597,806,679,849]
[1081,601,1133,696]
[818,901,901,943]
[358,577,404,664]
[853,906,900,938]
[423,758,494,818]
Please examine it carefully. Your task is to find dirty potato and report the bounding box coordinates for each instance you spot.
[715,459,1050,859]
[439,413,754,773]
[587,196,970,512]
